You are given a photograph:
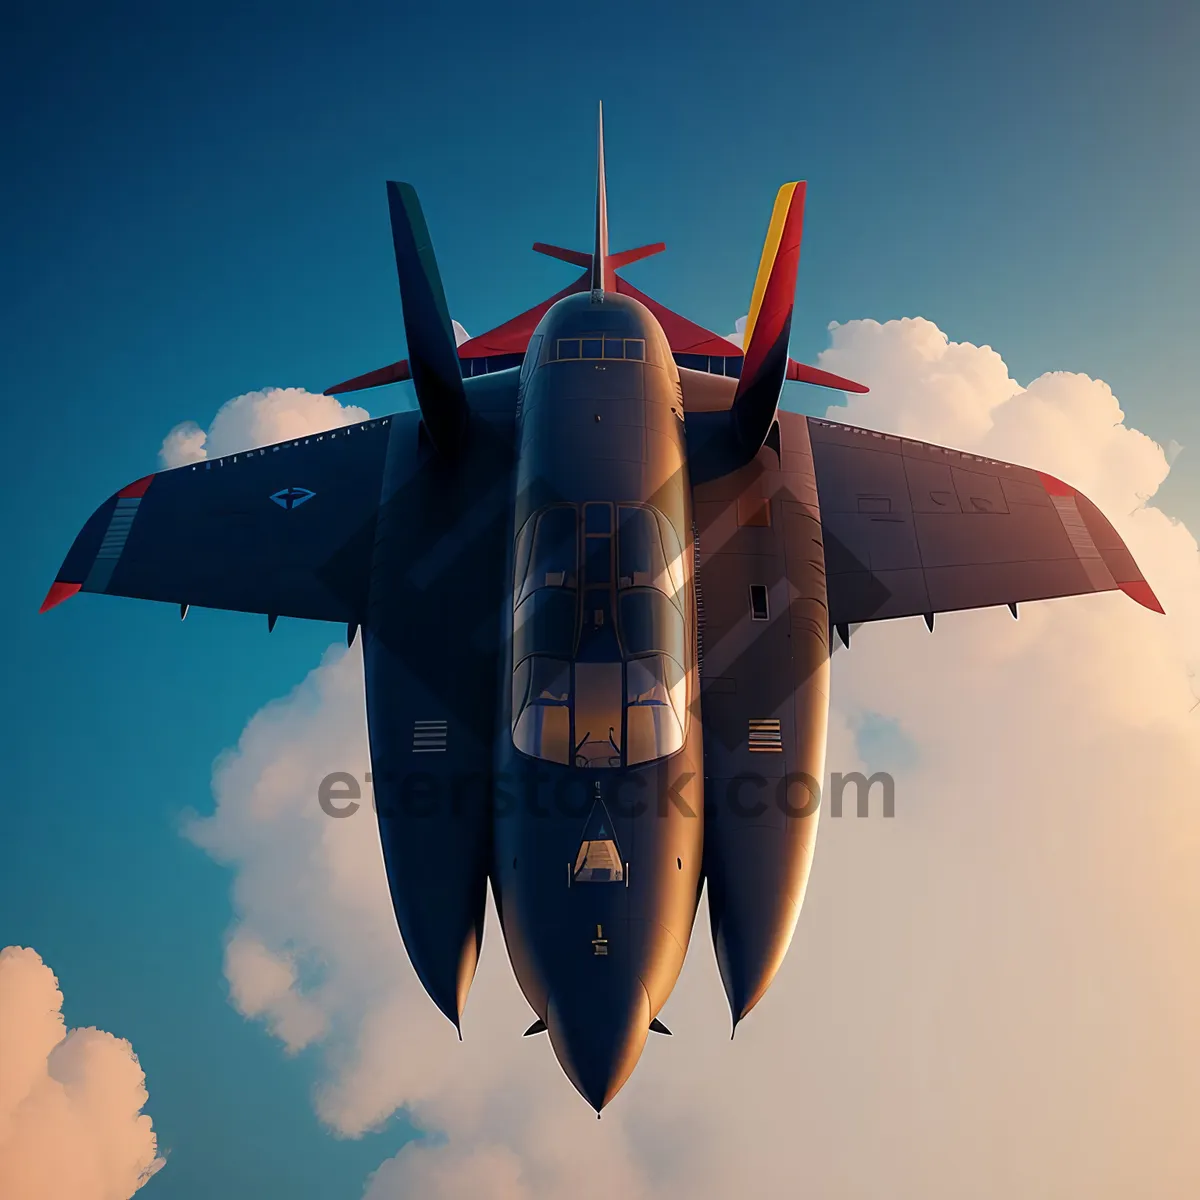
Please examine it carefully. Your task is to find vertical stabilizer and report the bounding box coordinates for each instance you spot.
[386,181,470,456]
[591,102,611,292]
[730,182,807,456]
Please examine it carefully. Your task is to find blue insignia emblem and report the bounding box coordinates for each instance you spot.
[271,487,315,510]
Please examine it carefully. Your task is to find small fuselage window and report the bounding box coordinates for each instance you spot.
[510,501,690,768]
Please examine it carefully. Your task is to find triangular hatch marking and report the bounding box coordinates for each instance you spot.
[573,796,624,884]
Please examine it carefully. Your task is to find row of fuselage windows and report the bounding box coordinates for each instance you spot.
[458,349,743,377]
[675,354,743,378]
[458,353,524,377]
[551,336,647,363]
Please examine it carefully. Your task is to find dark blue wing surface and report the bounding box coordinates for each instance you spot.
[44,415,402,622]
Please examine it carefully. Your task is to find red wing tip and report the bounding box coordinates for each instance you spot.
[1120,579,1165,614]
[40,581,82,613]
[119,473,156,498]
[1037,471,1075,498]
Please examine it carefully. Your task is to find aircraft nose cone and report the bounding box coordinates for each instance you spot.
[546,978,651,1111]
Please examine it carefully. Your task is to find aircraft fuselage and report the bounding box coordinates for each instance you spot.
[492,292,705,1109]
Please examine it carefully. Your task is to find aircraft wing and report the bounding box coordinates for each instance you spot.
[802,414,1164,628]
[41,371,520,622]
[41,416,400,622]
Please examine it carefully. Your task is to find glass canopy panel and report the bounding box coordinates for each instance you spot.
[618,590,687,664]
[625,654,686,765]
[626,703,683,766]
[513,589,578,664]
[517,506,578,604]
[513,702,571,765]
[511,503,692,768]
[512,656,571,765]
[617,505,671,594]
[573,661,623,768]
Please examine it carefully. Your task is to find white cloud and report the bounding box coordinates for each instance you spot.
[183,319,1200,1197]
[363,1143,529,1200]
[159,387,371,468]
[726,314,747,348]
[0,947,163,1200]
[452,320,471,347]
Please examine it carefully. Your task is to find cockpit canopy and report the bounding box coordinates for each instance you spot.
[511,501,690,769]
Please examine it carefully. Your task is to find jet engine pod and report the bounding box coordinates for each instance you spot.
[703,655,828,1029]
[363,629,493,1033]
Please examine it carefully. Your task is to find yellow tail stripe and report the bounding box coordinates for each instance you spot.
[741,182,800,355]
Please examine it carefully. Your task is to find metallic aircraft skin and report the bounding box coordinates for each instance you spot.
[40,106,1166,1113]
[494,292,705,1109]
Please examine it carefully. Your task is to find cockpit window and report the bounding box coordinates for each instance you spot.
[513,589,577,664]
[625,654,686,765]
[511,501,692,769]
[617,505,686,604]
[516,506,578,604]
[512,656,571,764]
[549,337,647,363]
[618,590,686,664]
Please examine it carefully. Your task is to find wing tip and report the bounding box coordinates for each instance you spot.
[39,580,81,614]
[1037,471,1075,498]
[1120,578,1165,615]
[118,473,156,499]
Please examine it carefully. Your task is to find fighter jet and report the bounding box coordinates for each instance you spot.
[42,106,1163,1112]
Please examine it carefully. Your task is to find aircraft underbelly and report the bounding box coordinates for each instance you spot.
[493,316,704,1107]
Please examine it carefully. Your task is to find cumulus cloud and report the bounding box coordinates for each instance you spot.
[0,947,163,1199]
[159,387,371,468]
[184,319,1200,1198]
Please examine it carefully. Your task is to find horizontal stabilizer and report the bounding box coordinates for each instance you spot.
[607,242,665,269]
[533,242,592,268]
[787,358,868,394]
[456,275,591,357]
[532,241,666,271]
[325,358,412,396]
[615,277,742,357]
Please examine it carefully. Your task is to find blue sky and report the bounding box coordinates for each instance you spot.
[2,1,1197,1196]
